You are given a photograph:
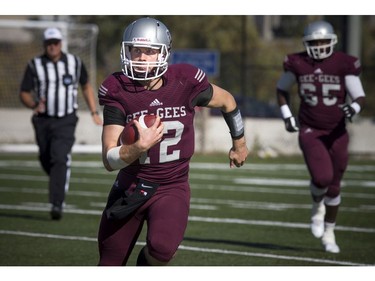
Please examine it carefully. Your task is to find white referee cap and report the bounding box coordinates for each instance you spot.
[43,28,63,41]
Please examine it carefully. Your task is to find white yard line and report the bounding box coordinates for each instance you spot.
[0,203,374,234]
[0,229,372,266]
[1,185,374,213]
[1,159,375,267]
[2,160,375,171]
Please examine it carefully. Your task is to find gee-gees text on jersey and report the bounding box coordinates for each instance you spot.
[125,106,187,123]
[299,74,340,84]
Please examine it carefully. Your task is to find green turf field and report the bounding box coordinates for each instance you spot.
[0,152,374,267]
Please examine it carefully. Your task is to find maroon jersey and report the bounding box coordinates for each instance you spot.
[98,63,210,184]
[283,51,361,130]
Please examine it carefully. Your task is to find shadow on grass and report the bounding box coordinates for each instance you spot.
[0,212,50,221]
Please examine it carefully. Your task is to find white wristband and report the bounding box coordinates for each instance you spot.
[280,104,293,119]
[351,102,361,114]
[106,146,129,170]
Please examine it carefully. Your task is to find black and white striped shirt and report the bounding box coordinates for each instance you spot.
[20,52,89,117]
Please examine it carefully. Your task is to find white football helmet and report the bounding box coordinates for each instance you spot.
[120,17,172,80]
[303,20,337,60]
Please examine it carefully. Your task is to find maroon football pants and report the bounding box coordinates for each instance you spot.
[299,126,349,198]
[98,182,190,266]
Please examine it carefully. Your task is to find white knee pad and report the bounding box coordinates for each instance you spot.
[324,195,341,206]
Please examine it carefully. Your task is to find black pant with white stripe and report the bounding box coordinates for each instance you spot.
[32,113,79,207]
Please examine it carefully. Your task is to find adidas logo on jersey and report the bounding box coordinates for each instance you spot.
[150,99,163,106]
[314,68,323,74]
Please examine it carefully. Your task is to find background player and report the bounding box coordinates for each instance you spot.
[97,17,249,265]
[276,20,366,253]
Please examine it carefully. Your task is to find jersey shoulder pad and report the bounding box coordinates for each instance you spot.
[332,52,361,75]
[169,63,208,85]
[282,52,307,72]
[98,72,123,98]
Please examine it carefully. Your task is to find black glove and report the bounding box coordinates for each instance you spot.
[284,116,299,132]
[340,103,356,122]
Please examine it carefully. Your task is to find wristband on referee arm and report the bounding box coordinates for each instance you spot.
[222,107,245,140]
[91,110,99,116]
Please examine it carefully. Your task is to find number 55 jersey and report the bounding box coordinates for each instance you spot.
[283,51,361,130]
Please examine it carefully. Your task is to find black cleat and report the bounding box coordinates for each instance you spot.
[50,205,63,220]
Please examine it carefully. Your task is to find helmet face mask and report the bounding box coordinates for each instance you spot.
[303,20,337,60]
[121,17,172,81]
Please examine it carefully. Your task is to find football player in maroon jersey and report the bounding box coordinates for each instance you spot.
[97,17,249,265]
[276,20,366,253]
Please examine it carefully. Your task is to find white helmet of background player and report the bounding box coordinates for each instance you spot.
[303,20,338,60]
[121,17,172,80]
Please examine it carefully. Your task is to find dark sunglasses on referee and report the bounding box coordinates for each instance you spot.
[45,39,61,46]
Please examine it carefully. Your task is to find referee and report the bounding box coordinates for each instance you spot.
[19,27,102,220]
